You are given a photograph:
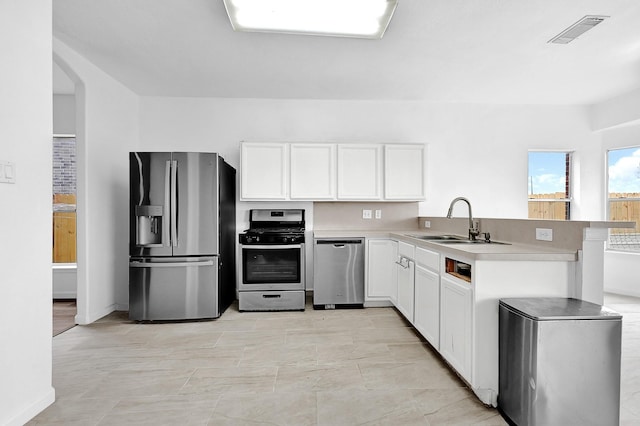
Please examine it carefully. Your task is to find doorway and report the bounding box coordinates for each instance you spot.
[53,59,78,334]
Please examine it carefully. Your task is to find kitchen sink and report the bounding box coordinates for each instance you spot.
[436,239,511,245]
[408,234,466,241]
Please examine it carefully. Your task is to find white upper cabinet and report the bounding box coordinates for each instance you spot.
[240,142,425,201]
[240,143,288,200]
[290,144,336,200]
[384,144,425,200]
[337,144,382,200]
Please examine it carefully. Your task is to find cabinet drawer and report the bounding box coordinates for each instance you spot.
[239,290,305,311]
[416,247,439,272]
[398,241,415,259]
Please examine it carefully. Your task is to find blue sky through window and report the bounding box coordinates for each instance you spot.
[528,152,567,195]
[608,147,640,194]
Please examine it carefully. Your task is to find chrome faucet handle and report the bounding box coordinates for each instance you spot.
[469,220,480,240]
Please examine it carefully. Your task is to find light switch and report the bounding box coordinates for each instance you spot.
[362,209,372,219]
[375,209,382,219]
[0,161,15,184]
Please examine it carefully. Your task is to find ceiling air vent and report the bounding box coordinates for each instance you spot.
[548,15,609,44]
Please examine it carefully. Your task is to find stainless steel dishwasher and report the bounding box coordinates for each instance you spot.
[313,238,364,309]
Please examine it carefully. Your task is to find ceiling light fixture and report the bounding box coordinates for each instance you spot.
[222,0,398,39]
[548,15,609,44]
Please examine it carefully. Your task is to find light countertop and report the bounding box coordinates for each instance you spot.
[313,230,577,261]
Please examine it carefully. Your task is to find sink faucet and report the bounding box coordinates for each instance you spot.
[446,197,480,240]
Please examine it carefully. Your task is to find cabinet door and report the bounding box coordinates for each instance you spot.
[396,258,415,323]
[240,143,287,200]
[290,144,336,199]
[414,265,439,349]
[366,239,397,303]
[337,144,382,200]
[384,144,425,200]
[440,275,472,381]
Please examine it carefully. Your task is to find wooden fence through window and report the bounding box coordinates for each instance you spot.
[53,193,76,263]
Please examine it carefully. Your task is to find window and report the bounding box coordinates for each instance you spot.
[528,151,572,220]
[52,136,76,263]
[607,146,640,252]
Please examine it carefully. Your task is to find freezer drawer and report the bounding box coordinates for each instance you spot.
[498,298,622,426]
[129,257,219,321]
[313,238,364,308]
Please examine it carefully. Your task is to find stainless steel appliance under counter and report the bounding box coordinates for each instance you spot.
[498,298,622,426]
[313,238,364,309]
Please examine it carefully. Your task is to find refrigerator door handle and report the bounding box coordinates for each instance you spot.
[170,159,178,247]
[163,160,171,247]
[129,260,215,268]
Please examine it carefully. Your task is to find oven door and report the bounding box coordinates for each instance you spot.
[240,244,305,291]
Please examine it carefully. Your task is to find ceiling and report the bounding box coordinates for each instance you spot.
[53,0,640,105]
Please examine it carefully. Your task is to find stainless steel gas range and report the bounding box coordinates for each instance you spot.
[238,209,306,311]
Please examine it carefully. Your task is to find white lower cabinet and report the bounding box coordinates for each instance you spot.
[365,239,397,306]
[440,274,472,383]
[396,256,415,323]
[414,265,439,350]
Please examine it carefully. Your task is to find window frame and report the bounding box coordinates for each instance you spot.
[606,146,640,253]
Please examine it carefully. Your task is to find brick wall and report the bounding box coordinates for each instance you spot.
[53,136,76,194]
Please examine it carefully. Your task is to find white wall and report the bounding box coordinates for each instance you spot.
[590,87,640,131]
[53,94,76,135]
[604,251,640,297]
[53,38,139,323]
[139,97,598,219]
[0,1,55,424]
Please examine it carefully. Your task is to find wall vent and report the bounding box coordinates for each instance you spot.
[548,15,609,44]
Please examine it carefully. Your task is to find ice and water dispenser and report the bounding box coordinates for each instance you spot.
[135,205,164,246]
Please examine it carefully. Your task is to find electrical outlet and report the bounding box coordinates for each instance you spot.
[424,220,431,228]
[375,209,382,219]
[536,228,553,241]
[362,209,372,219]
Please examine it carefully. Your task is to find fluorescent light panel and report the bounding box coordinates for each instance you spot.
[223,0,398,39]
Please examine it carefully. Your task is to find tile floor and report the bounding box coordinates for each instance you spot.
[31,294,640,425]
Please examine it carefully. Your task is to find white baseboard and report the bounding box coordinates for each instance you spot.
[75,303,117,325]
[4,386,55,426]
[605,288,640,299]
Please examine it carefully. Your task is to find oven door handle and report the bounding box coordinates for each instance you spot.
[240,244,304,250]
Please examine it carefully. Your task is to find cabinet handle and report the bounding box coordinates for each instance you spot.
[395,257,410,269]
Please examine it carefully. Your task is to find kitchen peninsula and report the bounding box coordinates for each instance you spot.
[313,201,631,407]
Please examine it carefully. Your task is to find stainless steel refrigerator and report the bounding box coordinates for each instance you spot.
[129,152,236,321]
